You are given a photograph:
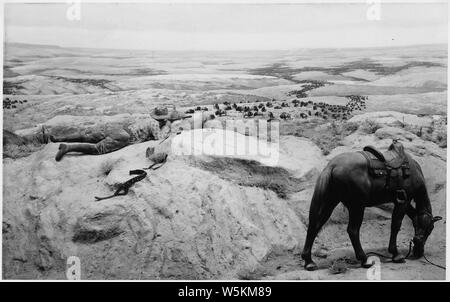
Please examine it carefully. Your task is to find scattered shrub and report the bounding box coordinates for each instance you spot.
[433,129,447,148]
[360,119,382,134]
[3,143,44,159]
[403,117,447,148]
[341,121,359,134]
[99,158,120,176]
[192,157,305,199]
[329,258,348,275]
[280,119,360,155]
[313,135,344,155]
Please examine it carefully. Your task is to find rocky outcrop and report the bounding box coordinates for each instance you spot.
[3,129,28,146]
[3,116,446,280]
[3,131,325,279]
[348,111,435,128]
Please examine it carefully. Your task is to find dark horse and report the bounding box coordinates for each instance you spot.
[301,141,442,271]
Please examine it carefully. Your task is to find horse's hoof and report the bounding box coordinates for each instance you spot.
[305,262,318,271]
[361,259,374,268]
[392,255,405,263]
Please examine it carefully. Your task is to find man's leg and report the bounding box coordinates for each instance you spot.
[55,134,129,161]
[49,126,105,143]
[55,143,100,161]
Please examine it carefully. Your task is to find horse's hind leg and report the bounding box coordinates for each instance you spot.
[346,205,373,268]
[301,199,339,271]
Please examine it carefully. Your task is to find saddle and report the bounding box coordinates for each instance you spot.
[359,139,410,204]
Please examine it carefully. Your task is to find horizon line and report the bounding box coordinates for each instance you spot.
[5,41,448,53]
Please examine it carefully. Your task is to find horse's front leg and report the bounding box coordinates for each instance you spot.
[406,203,417,231]
[388,203,408,263]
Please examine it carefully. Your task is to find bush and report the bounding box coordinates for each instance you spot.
[193,157,304,199]
[310,121,358,155]
[311,135,343,156]
[99,158,120,176]
[3,143,44,159]
[341,121,359,134]
[360,119,382,134]
[403,117,447,148]
[329,258,348,275]
[280,119,360,155]
[433,129,447,148]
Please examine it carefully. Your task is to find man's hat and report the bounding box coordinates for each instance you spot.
[150,106,191,122]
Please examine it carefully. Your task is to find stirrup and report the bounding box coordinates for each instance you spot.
[396,189,407,204]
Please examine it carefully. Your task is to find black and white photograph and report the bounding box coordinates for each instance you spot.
[1,0,448,282]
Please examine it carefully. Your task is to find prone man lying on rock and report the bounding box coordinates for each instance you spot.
[12,106,213,161]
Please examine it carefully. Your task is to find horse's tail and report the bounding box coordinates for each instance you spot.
[308,164,334,221]
[302,163,338,265]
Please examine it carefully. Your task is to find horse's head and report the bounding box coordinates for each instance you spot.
[412,213,442,258]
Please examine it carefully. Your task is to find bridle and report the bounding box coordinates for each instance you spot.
[366,210,445,270]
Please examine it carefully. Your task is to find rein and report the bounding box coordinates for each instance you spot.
[366,240,445,270]
[366,241,413,259]
[423,253,446,270]
[94,169,147,201]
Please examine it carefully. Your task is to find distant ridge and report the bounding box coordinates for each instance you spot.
[6,42,63,49]
[4,42,447,53]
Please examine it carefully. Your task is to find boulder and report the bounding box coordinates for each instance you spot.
[3,134,314,279]
[374,126,418,142]
[3,129,28,146]
[348,111,434,128]
[203,119,223,129]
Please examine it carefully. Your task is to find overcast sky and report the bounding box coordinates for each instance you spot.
[4,2,448,50]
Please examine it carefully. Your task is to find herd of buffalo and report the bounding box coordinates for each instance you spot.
[3,97,28,110]
[185,94,367,121]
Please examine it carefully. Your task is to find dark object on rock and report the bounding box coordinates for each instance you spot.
[94,169,147,201]
[72,224,123,244]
